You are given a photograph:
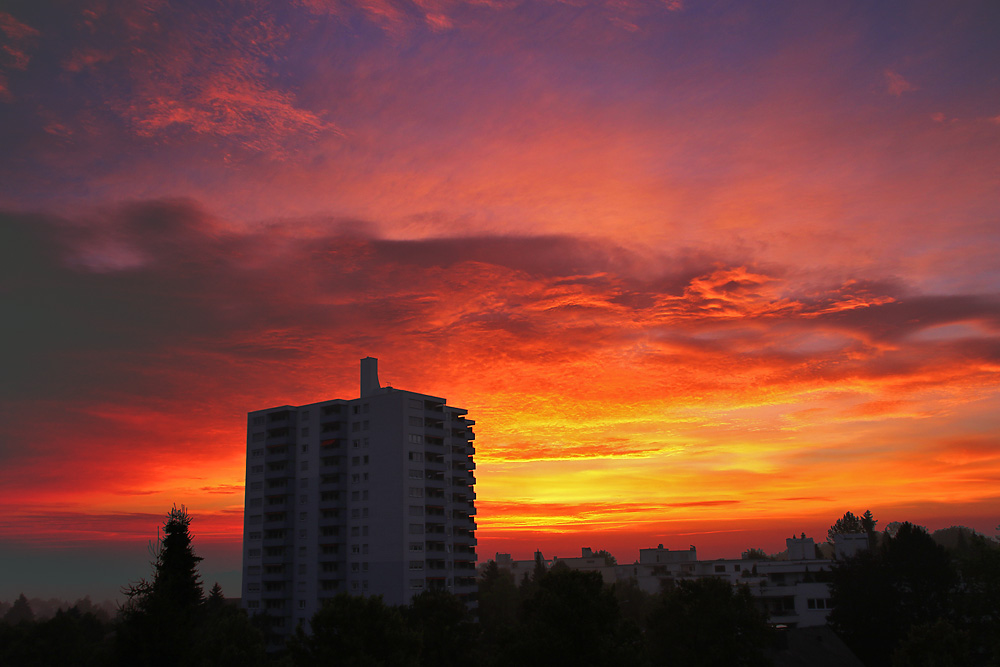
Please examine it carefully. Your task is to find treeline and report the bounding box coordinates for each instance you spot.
[0,595,117,624]
[2,507,998,666]
[829,521,1000,666]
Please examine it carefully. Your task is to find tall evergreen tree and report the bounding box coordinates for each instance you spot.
[2,594,34,625]
[117,505,206,666]
[152,505,204,611]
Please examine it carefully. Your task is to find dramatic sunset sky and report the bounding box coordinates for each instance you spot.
[2,0,999,601]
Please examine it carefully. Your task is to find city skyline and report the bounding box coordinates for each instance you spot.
[2,0,999,601]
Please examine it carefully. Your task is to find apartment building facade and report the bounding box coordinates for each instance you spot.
[241,358,477,636]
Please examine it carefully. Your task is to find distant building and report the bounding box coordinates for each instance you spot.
[833,533,870,560]
[242,357,478,638]
[486,534,835,628]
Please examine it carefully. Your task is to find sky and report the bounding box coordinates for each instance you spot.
[1,0,999,602]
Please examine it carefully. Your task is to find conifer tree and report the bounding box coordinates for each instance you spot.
[2,594,34,625]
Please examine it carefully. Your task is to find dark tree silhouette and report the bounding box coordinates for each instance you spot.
[196,582,268,667]
[861,510,878,548]
[532,551,547,581]
[829,522,957,666]
[503,566,640,666]
[477,560,520,664]
[646,577,771,667]
[2,594,34,625]
[406,589,477,667]
[0,604,112,667]
[116,505,211,666]
[947,530,1000,665]
[151,505,204,610]
[891,619,971,667]
[289,593,419,667]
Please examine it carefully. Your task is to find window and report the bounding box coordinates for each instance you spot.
[301,428,310,437]
[298,564,307,574]
[409,505,424,516]
[248,549,261,557]
[410,523,424,534]
[248,566,260,575]
[251,465,263,474]
[352,422,361,432]
[409,452,424,462]
[353,405,360,415]
[362,420,370,430]
[252,416,265,426]
[352,491,360,501]
[410,579,424,590]
[299,529,307,538]
[409,487,424,498]
[300,494,308,504]
[363,455,369,465]
[362,490,368,500]
[248,583,260,592]
[300,478,308,488]
[352,457,360,466]
[409,433,423,443]
[352,474,360,483]
[353,439,360,448]
[251,448,263,457]
[252,432,265,442]
[409,417,423,426]
[247,600,259,608]
[300,461,309,471]
[301,411,310,420]
[714,564,726,573]
[299,600,306,609]
[409,469,423,479]
[409,560,424,570]
[248,532,261,540]
[249,498,262,507]
[409,543,424,552]
[352,544,360,554]
[363,438,369,448]
[249,515,261,523]
[250,481,262,491]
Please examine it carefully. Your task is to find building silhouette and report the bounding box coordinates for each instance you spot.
[241,357,477,635]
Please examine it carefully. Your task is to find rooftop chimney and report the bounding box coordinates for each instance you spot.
[360,357,380,397]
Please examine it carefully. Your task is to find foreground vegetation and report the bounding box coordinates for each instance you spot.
[2,508,997,666]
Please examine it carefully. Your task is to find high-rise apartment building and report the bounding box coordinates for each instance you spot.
[241,357,477,635]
